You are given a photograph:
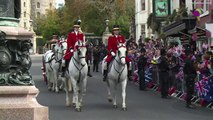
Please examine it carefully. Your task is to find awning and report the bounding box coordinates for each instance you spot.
[163,22,186,37]
[163,17,197,37]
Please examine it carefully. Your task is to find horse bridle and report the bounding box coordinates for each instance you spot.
[55,45,67,63]
[113,45,127,82]
[72,45,87,68]
[71,45,87,83]
[115,45,126,65]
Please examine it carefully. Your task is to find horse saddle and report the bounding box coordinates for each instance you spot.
[107,59,114,73]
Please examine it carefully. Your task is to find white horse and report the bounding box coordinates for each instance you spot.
[44,41,67,92]
[65,40,88,112]
[102,42,128,110]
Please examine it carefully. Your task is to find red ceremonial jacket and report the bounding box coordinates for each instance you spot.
[107,35,125,56]
[105,35,131,63]
[64,31,84,60]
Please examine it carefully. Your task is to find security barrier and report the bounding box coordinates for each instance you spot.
[132,61,213,109]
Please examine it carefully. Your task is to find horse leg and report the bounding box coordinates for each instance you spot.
[47,70,53,91]
[59,79,64,91]
[121,79,127,111]
[65,78,71,107]
[71,79,80,111]
[112,81,117,108]
[79,78,87,107]
[53,70,59,93]
[50,72,55,92]
[106,79,112,102]
[68,78,72,92]
[46,70,51,91]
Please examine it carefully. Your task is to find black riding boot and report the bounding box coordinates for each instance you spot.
[87,66,92,77]
[61,59,70,77]
[128,70,132,81]
[103,70,108,82]
[61,66,66,77]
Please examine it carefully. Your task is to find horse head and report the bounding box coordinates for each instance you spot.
[54,41,67,61]
[74,40,87,66]
[116,42,127,65]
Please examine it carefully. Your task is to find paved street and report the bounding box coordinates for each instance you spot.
[31,55,213,120]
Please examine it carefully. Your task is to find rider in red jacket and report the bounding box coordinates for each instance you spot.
[61,20,84,77]
[103,25,132,81]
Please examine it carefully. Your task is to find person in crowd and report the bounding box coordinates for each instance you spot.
[100,45,107,61]
[202,41,209,53]
[137,48,147,90]
[158,49,170,99]
[183,50,197,108]
[126,35,134,49]
[93,46,100,72]
[86,43,93,77]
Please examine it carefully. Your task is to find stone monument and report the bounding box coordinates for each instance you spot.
[0,0,48,120]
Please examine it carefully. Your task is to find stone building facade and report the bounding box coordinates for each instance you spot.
[19,0,58,54]
[135,0,153,42]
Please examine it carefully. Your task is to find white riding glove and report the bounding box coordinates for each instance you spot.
[70,49,74,53]
[111,52,115,56]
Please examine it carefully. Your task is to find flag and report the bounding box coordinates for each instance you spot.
[145,66,152,83]
[132,70,139,82]
[203,76,213,102]
[195,79,209,96]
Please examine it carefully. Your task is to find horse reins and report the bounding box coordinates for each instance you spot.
[72,55,86,84]
[113,52,126,83]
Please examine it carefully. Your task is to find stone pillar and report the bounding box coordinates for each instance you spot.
[102,19,111,45]
[0,86,48,120]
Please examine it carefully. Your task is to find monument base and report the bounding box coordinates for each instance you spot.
[0,86,48,120]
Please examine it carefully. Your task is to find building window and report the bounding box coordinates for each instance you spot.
[37,2,40,8]
[141,24,146,35]
[141,0,146,11]
[37,12,40,17]
[24,2,26,7]
[24,11,26,17]
[206,0,210,11]
[24,22,26,28]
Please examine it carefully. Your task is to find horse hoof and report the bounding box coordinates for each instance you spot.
[79,103,83,107]
[66,103,71,107]
[122,107,127,111]
[68,89,72,92]
[72,103,76,107]
[58,88,62,91]
[48,87,51,91]
[75,108,81,112]
[108,98,112,103]
[113,105,118,109]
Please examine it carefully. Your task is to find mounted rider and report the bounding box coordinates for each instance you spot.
[61,20,84,77]
[103,25,132,81]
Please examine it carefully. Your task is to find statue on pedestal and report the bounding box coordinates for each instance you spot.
[0,0,34,86]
